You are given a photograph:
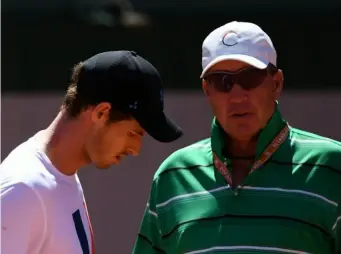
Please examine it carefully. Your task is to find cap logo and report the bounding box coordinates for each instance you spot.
[222,31,238,46]
[160,89,164,104]
[129,101,138,110]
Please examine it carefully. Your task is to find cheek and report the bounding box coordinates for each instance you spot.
[85,130,104,161]
[208,92,229,115]
[249,86,275,118]
[101,132,128,154]
[90,129,124,159]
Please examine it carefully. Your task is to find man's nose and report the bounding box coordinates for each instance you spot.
[228,83,248,103]
[129,141,142,156]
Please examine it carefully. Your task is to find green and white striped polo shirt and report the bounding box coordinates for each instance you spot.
[133,108,341,254]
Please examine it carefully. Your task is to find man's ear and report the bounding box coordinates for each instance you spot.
[273,69,284,99]
[91,102,111,123]
[202,79,209,96]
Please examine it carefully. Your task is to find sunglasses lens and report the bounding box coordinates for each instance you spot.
[237,68,267,90]
[205,68,268,92]
[206,73,233,92]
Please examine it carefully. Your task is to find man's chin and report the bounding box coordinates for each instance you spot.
[229,126,261,141]
[94,162,115,170]
[93,156,125,169]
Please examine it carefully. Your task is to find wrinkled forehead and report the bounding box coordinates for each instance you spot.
[207,60,253,73]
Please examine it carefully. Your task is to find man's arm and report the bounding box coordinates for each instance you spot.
[1,182,45,254]
[133,180,165,254]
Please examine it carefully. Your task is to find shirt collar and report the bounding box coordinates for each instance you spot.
[211,102,287,163]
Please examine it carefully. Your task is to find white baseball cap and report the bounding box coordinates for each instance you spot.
[201,21,277,78]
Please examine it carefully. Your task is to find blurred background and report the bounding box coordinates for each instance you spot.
[2,0,341,253]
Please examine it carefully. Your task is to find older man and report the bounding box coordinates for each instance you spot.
[133,21,341,254]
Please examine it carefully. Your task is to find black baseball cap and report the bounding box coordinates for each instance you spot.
[77,50,183,143]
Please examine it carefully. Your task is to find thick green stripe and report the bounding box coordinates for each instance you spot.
[244,162,341,203]
[157,162,341,204]
[161,218,333,254]
[157,186,336,237]
[156,165,225,203]
[157,162,341,212]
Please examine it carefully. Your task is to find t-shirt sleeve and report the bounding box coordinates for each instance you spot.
[1,181,45,254]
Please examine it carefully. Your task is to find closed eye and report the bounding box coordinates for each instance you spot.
[128,131,137,137]
[128,130,144,138]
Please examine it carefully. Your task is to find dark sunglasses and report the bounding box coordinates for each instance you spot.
[202,64,278,93]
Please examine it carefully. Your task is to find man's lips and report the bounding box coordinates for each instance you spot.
[230,112,253,118]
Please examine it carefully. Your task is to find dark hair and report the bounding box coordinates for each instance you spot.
[62,62,132,122]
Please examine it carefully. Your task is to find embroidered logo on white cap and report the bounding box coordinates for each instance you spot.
[201,21,277,78]
[222,31,239,46]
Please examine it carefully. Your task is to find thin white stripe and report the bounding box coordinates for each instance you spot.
[242,186,337,207]
[156,186,230,208]
[156,185,337,209]
[185,246,310,254]
[148,209,158,218]
[291,138,335,144]
[332,215,341,230]
[146,203,158,217]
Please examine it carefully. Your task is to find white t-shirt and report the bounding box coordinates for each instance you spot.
[0,136,95,254]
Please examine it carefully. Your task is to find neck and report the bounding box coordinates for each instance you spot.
[37,111,89,176]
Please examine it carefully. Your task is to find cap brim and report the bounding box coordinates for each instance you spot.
[201,54,268,78]
[135,112,183,143]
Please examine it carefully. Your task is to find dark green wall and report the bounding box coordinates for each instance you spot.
[2,6,340,92]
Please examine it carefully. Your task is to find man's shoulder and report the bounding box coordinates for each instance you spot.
[154,138,212,179]
[1,140,53,191]
[1,148,45,213]
[290,127,341,150]
[289,127,341,170]
[0,178,40,203]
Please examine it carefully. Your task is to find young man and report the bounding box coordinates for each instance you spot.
[0,50,182,254]
[133,22,341,254]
